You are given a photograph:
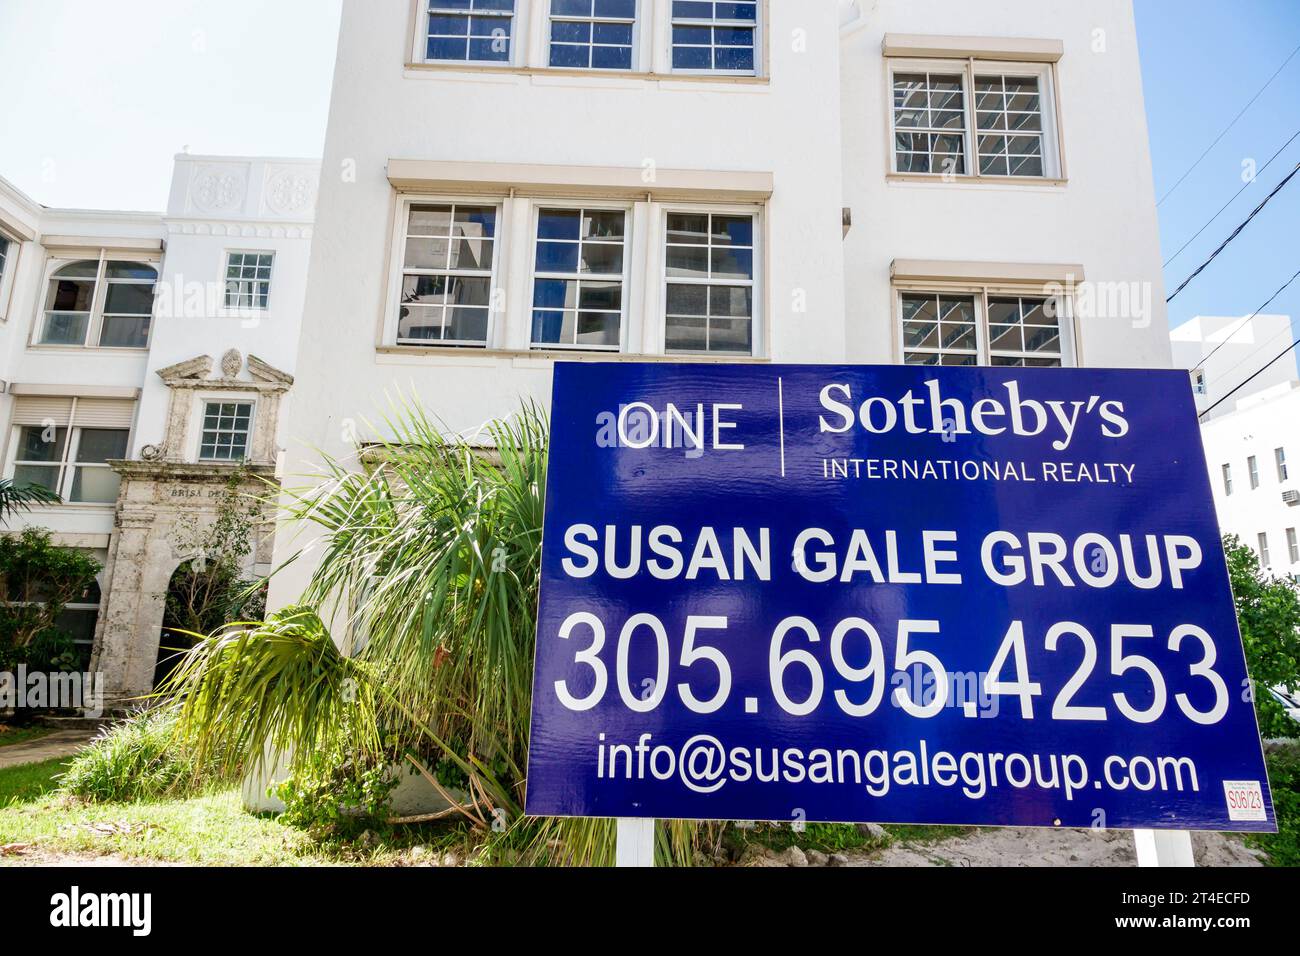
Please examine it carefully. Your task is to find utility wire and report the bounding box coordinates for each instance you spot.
[1199,332,1300,420]
[1166,163,1300,303]
[1163,127,1300,267]
[1192,266,1300,371]
[1158,41,1300,207]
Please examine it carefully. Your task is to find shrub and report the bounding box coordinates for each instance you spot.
[59,708,229,802]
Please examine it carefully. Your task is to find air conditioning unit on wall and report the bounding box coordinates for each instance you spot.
[1283,489,1300,506]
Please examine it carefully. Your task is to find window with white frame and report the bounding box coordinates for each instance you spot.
[664,212,755,355]
[224,252,273,310]
[1276,446,1289,482]
[0,235,9,290]
[425,0,516,63]
[397,203,497,347]
[198,401,254,462]
[1222,463,1233,496]
[670,1,758,73]
[1258,531,1271,567]
[531,208,626,349]
[39,256,157,349]
[1288,527,1299,565]
[12,425,129,504]
[1191,369,1207,396]
[890,60,1059,179]
[892,71,967,175]
[899,290,1067,367]
[1249,455,1260,490]
[548,0,637,70]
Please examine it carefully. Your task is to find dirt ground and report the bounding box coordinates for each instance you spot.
[846,827,1265,867]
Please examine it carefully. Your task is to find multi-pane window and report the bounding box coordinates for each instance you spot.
[1288,527,1299,565]
[670,1,757,73]
[12,425,128,504]
[427,0,516,62]
[665,212,755,355]
[1276,446,1289,482]
[986,296,1062,366]
[531,208,626,349]
[974,74,1045,177]
[224,252,273,310]
[1191,370,1207,396]
[1258,532,1271,568]
[900,294,978,366]
[1248,455,1260,490]
[892,72,966,175]
[890,63,1057,179]
[549,0,637,70]
[199,402,254,462]
[40,258,156,349]
[398,203,496,346]
[901,292,1064,367]
[0,236,8,287]
[1222,464,1233,496]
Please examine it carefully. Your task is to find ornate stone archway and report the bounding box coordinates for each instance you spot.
[89,350,290,708]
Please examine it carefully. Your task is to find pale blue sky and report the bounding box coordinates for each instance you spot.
[1,0,1297,350]
[0,0,342,210]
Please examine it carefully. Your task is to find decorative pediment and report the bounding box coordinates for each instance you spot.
[154,351,293,393]
[156,355,213,384]
[247,354,294,387]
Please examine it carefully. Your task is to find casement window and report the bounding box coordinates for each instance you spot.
[1248,455,1260,490]
[397,202,497,347]
[898,290,1068,367]
[426,0,517,63]
[224,252,274,310]
[664,211,755,355]
[1222,464,1233,496]
[38,256,157,349]
[670,1,758,74]
[548,0,637,70]
[889,60,1060,180]
[1191,370,1207,396]
[1258,532,1271,568]
[0,235,9,294]
[7,397,134,505]
[198,401,254,462]
[531,207,627,350]
[1276,446,1289,482]
[1288,527,1299,565]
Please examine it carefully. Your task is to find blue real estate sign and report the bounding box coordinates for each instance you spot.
[524,363,1276,831]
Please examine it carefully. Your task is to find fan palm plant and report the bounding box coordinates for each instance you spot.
[162,397,703,864]
[0,478,60,524]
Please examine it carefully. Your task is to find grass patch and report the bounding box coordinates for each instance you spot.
[0,753,490,865]
[0,725,55,748]
[0,756,71,807]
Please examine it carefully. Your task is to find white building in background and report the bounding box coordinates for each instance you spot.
[0,156,317,703]
[268,0,1173,612]
[1200,381,1300,576]
[1170,313,1299,420]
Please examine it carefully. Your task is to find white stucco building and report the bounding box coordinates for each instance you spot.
[0,156,318,702]
[1170,313,1300,420]
[1170,313,1300,575]
[267,0,1173,611]
[1199,381,1300,576]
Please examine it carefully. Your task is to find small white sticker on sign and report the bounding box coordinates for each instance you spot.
[1223,780,1267,821]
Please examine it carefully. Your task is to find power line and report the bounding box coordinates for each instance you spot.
[1166,163,1300,303]
[1199,332,1300,420]
[1192,266,1300,371]
[1164,127,1300,267]
[1157,41,1300,207]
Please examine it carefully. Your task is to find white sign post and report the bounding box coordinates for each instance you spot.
[615,818,656,867]
[1133,828,1195,866]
